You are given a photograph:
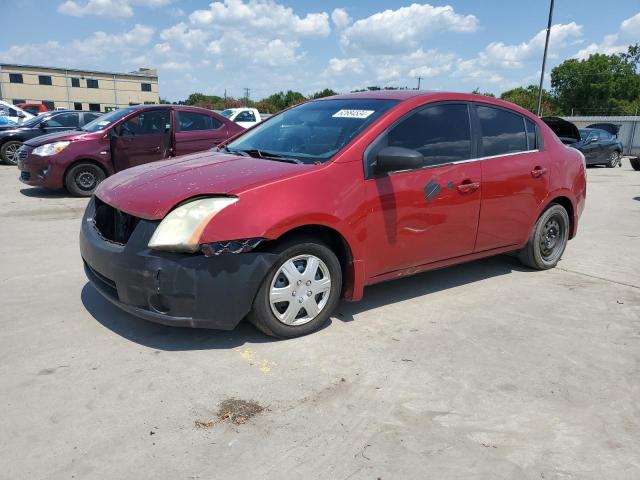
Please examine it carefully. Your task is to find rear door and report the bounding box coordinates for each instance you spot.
[111,108,172,171]
[473,104,550,251]
[364,102,482,277]
[174,109,227,155]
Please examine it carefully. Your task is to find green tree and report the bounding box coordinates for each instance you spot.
[551,46,640,115]
[471,88,495,98]
[500,85,556,115]
[311,88,338,99]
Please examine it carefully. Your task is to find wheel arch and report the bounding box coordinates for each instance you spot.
[544,195,576,239]
[261,224,360,300]
[62,158,110,184]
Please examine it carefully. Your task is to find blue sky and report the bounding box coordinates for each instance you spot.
[1,0,639,101]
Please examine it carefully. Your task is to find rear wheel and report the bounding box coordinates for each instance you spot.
[518,204,569,270]
[64,162,105,197]
[630,157,640,171]
[248,238,342,338]
[0,140,22,165]
[607,150,621,168]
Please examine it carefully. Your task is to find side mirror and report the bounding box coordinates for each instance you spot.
[40,121,48,129]
[375,146,423,173]
[17,112,26,118]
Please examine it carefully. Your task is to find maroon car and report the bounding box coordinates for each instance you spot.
[17,105,243,196]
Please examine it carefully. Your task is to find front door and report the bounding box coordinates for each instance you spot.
[364,102,482,278]
[473,105,551,251]
[111,109,172,171]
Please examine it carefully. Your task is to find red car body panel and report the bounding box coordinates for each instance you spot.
[95,92,587,303]
[18,105,243,190]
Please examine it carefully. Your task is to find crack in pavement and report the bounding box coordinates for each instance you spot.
[556,267,639,290]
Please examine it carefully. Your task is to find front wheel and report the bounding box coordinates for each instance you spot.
[0,140,23,165]
[607,151,621,168]
[248,239,342,338]
[64,162,106,197]
[518,204,570,270]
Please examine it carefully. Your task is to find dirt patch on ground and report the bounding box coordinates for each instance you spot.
[195,398,265,428]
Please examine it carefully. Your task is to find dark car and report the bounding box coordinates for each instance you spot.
[0,110,102,165]
[81,91,586,338]
[542,117,623,167]
[17,105,244,196]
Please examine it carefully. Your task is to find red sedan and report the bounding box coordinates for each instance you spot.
[80,91,586,338]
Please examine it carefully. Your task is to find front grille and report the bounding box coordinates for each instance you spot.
[20,171,31,181]
[18,147,29,161]
[93,197,141,245]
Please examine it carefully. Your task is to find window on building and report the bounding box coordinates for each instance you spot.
[143,101,156,105]
[476,105,527,157]
[86,79,99,89]
[387,103,472,167]
[12,99,25,105]
[71,78,80,88]
[42,101,55,111]
[74,102,83,110]
[141,83,152,92]
[89,103,101,112]
[9,73,23,83]
[39,75,53,86]
[177,111,222,132]
[129,102,140,106]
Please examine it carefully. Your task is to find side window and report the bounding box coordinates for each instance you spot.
[119,110,170,136]
[387,103,472,166]
[176,111,222,131]
[53,113,81,128]
[83,113,101,124]
[477,105,527,156]
[235,111,256,122]
[525,118,538,150]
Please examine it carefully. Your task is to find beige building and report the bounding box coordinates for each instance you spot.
[0,63,159,112]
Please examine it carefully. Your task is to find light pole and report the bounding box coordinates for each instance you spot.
[537,0,555,116]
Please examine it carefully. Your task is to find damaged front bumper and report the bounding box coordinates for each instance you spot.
[80,198,278,330]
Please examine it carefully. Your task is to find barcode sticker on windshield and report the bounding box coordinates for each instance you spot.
[332,109,375,119]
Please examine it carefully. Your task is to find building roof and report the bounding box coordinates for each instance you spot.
[0,63,158,78]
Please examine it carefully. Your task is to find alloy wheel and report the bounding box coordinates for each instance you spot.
[269,254,332,326]
[5,143,20,164]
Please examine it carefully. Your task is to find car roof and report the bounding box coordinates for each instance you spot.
[327,90,435,101]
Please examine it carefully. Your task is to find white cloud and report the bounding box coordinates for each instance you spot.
[58,0,172,17]
[323,57,364,76]
[341,3,478,54]
[0,24,155,68]
[160,22,209,51]
[190,0,330,37]
[206,34,302,67]
[575,12,640,59]
[160,61,192,71]
[331,8,351,29]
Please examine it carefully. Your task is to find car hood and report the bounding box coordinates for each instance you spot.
[24,130,87,147]
[96,151,311,220]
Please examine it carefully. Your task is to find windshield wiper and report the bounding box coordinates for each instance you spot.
[236,149,303,164]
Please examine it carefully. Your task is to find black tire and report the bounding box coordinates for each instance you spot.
[518,204,570,270]
[248,237,342,338]
[64,162,106,196]
[0,140,23,165]
[606,150,621,168]
[630,157,640,171]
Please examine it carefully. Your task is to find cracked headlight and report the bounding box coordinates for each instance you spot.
[148,197,238,253]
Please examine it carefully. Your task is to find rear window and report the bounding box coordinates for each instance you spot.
[477,105,527,157]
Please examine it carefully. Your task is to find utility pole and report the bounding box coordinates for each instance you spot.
[415,76,422,90]
[243,87,250,106]
[537,0,554,116]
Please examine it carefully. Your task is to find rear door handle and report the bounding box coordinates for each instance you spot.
[531,166,547,178]
[457,180,480,194]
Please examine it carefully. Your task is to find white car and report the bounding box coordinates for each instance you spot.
[220,107,264,129]
[0,100,34,125]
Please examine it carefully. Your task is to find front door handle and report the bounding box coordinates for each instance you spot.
[150,146,161,153]
[531,166,547,178]
[457,180,480,194]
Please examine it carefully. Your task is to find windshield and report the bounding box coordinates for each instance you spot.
[225,99,399,164]
[221,109,234,118]
[19,115,45,128]
[81,107,135,132]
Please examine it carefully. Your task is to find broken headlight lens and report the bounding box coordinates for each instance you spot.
[148,197,238,253]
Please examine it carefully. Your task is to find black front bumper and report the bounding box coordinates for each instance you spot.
[80,198,278,330]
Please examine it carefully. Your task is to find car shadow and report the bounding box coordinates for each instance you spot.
[335,255,528,321]
[82,254,526,348]
[633,196,640,202]
[81,284,277,351]
[20,187,69,198]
